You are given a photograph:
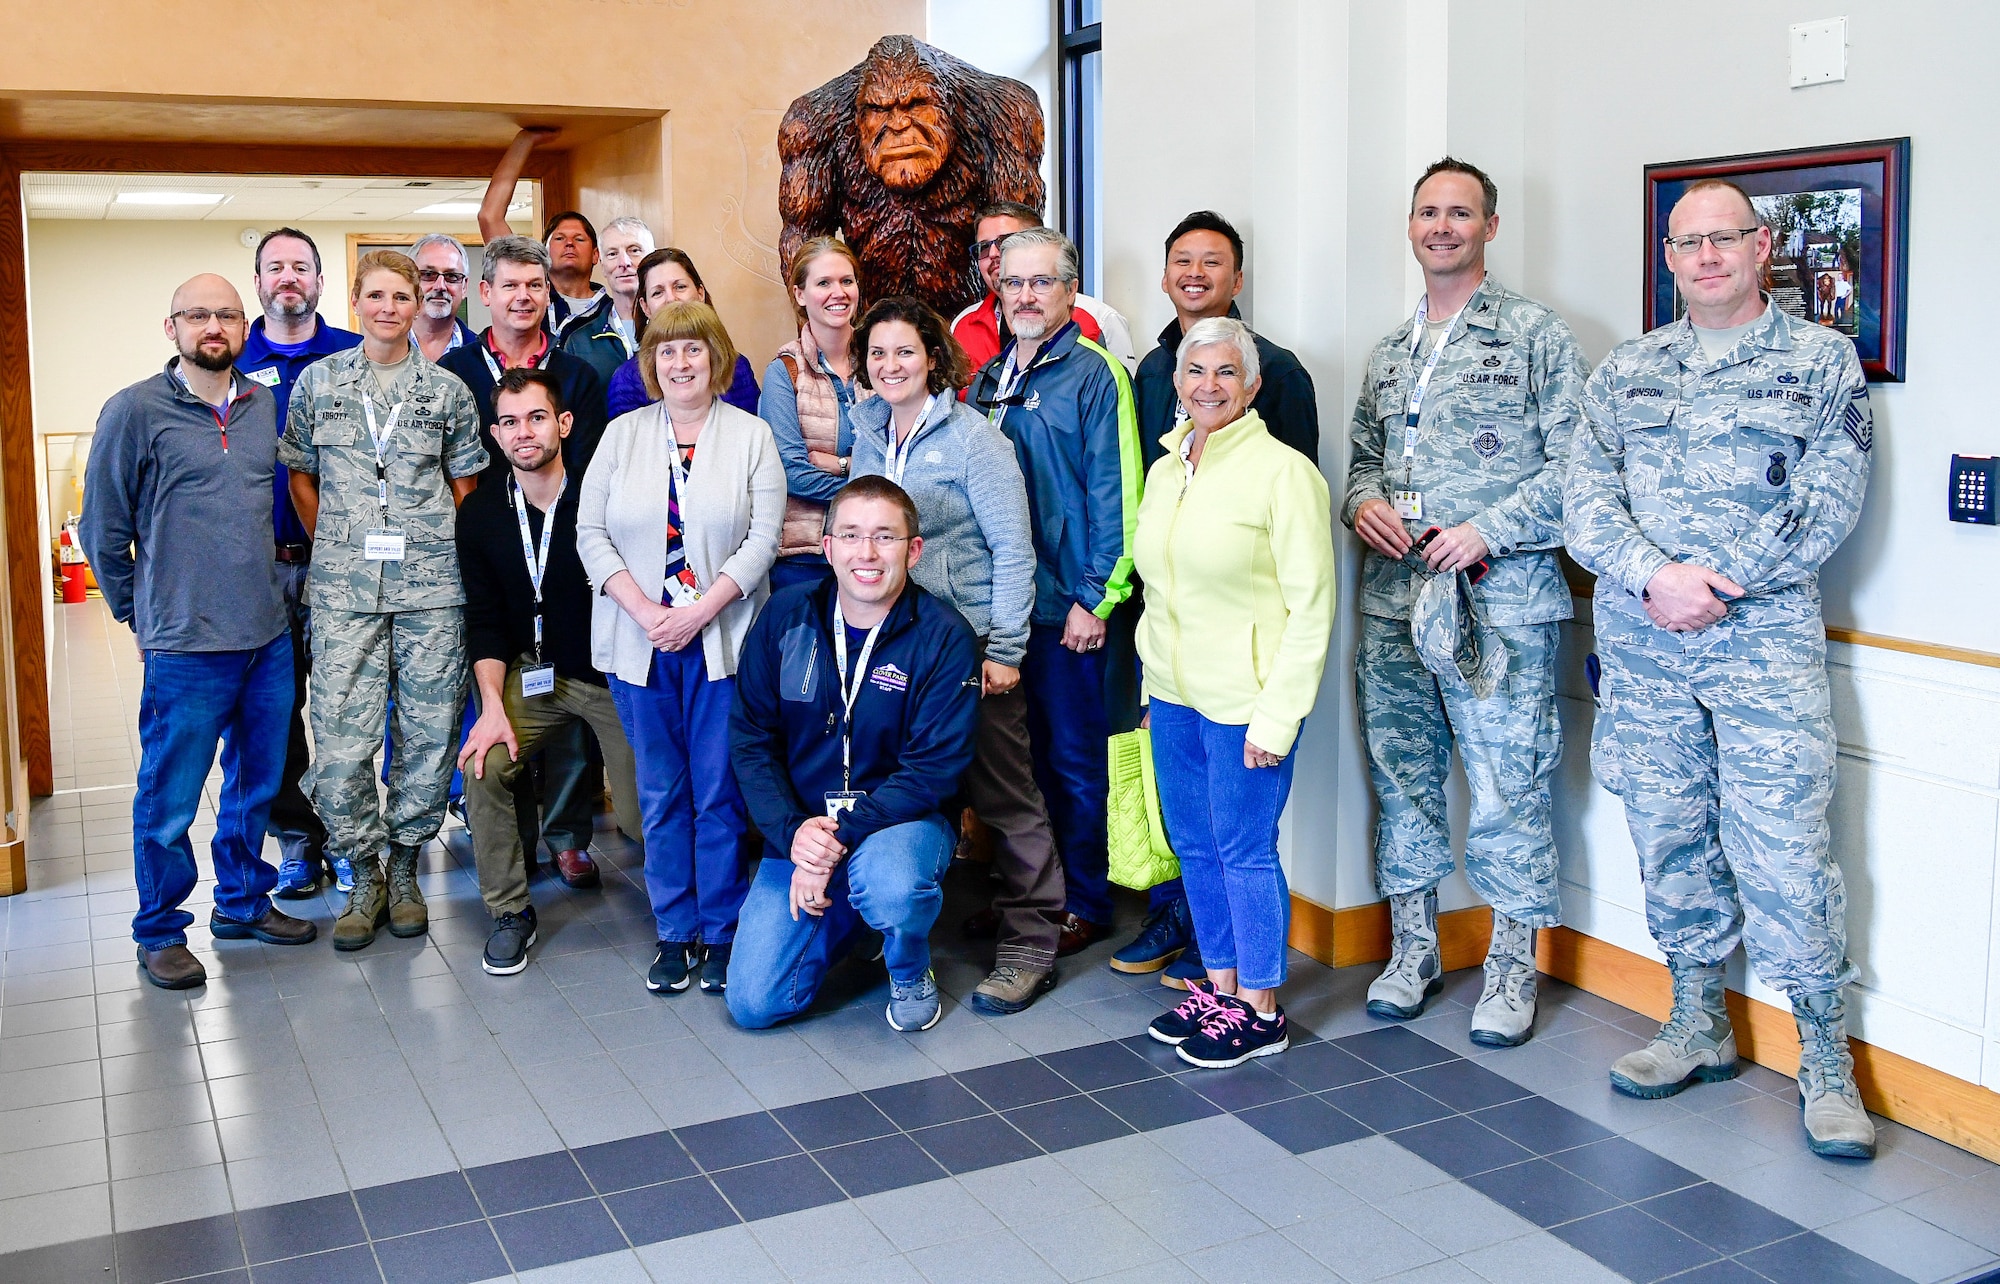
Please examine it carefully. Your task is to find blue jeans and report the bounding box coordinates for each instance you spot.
[609,646,748,945]
[132,635,292,949]
[767,555,833,595]
[1149,699,1296,991]
[726,818,954,1029]
[1023,623,1111,924]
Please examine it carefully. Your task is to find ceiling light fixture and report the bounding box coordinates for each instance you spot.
[115,191,227,206]
[413,201,481,217]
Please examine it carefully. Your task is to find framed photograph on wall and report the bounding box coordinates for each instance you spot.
[1644,137,1910,381]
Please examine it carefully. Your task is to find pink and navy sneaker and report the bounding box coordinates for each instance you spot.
[1175,992,1290,1068]
[1148,979,1222,1045]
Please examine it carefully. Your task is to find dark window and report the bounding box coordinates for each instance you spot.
[1059,0,1104,296]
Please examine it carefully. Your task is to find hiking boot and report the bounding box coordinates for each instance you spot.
[329,856,357,895]
[210,906,317,946]
[1148,979,1222,1045]
[331,858,388,952]
[482,907,538,976]
[1794,989,1875,1159]
[385,844,428,938]
[968,963,1057,1015]
[886,969,942,1032]
[1367,887,1441,1019]
[648,941,700,993]
[1469,912,1538,1048]
[700,943,731,995]
[1110,897,1192,974]
[136,943,206,989]
[1176,993,1290,1069]
[1610,957,1738,1098]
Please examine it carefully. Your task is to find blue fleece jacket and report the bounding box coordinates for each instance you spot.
[729,578,980,856]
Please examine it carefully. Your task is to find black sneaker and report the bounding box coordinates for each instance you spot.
[482,907,538,976]
[1176,993,1290,1069]
[648,941,701,993]
[699,943,730,994]
[1147,980,1221,1045]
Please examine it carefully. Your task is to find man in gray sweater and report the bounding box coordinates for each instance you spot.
[80,274,317,990]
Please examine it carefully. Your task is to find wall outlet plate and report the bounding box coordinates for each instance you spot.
[1791,17,1847,87]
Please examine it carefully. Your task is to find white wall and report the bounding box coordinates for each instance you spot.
[1095,0,2000,1092]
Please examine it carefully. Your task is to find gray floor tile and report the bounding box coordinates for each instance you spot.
[854,1174,1006,1252]
[1147,1112,1295,1177]
[0,1095,105,1153]
[0,1182,113,1253]
[1304,1134,1456,1201]
[1282,1201,1447,1281]
[107,1120,224,1180]
[749,1200,901,1278]
[1898,1176,2000,1253]
[954,1154,1106,1229]
[908,1226,1063,1283]
[1208,1152,1362,1228]
[1712,1154,1886,1229]
[1184,1227,1343,1282]
[1015,1201,1172,1281]
[1114,1179,1270,1255]
[109,1161,233,1231]
[1378,1178,1541,1255]
[1456,1229,1630,1284]
[514,1247,656,1283]
[1816,1204,1996,1283]
[1056,1132,1200,1202]
[1626,1112,1785,1179]
[636,1222,788,1282]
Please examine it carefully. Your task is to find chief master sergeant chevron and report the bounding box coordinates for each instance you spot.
[1564,177,1874,1160]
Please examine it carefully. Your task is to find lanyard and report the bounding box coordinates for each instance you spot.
[175,367,237,452]
[481,334,549,382]
[830,601,884,792]
[1402,296,1460,476]
[510,475,566,661]
[667,401,719,508]
[361,395,404,511]
[884,394,938,484]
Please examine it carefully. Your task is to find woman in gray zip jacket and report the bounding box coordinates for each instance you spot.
[847,297,1066,1016]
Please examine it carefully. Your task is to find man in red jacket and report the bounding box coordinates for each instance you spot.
[951,201,1134,379]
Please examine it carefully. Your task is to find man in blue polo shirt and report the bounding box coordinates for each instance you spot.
[238,227,360,899]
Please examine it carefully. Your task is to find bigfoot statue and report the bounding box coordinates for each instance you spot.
[778,35,1046,317]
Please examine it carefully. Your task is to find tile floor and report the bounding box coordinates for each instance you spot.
[3,600,1999,1284]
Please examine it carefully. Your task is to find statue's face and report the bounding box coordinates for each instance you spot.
[857,62,953,192]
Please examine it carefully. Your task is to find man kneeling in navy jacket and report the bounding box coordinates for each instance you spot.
[727,475,981,1032]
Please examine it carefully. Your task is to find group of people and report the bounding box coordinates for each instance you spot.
[79,143,1874,1164]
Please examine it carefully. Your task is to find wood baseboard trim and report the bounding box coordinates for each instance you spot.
[1289,897,2000,1163]
[1825,626,2000,670]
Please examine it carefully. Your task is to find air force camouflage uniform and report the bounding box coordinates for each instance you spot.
[279,348,487,879]
[1343,276,1587,926]
[1565,298,1869,996]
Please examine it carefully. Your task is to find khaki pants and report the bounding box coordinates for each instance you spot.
[465,659,642,916]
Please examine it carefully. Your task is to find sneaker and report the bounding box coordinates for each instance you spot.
[329,856,357,895]
[967,963,1057,1015]
[1147,980,1221,1045]
[482,907,538,976]
[1176,993,1290,1069]
[886,969,942,1031]
[700,943,731,994]
[1110,896,1192,974]
[648,941,701,993]
[1159,943,1207,991]
[273,855,321,899]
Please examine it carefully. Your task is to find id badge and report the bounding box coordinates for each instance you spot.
[824,791,866,819]
[664,576,703,609]
[519,664,556,698]
[1393,491,1425,521]
[363,529,407,561]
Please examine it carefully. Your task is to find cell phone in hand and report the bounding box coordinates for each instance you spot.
[1411,526,1491,585]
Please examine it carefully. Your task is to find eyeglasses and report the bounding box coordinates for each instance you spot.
[1664,227,1760,254]
[169,308,247,325]
[417,269,468,285]
[969,237,1008,261]
[828,532,910,549]
[997,275,1069,297]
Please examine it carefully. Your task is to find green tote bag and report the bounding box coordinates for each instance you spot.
[1106,728,1180,890]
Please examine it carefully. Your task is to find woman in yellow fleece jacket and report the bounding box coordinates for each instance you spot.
[1135,316,1336,1070]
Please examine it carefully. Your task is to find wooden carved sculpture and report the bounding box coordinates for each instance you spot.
[779,35,1046,317]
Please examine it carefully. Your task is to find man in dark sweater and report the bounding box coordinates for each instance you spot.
[726,477,981,1033]
[455,369,643,975]
[79,274,317,990]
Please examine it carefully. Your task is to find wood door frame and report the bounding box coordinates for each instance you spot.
[0,139,571,795]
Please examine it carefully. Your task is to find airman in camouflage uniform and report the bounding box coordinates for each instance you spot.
[1565,177,1874,1159]
[281,339,486,951]
[1344,159,1586,1049]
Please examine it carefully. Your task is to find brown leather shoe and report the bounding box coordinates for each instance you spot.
[137,943,207,989]
[1056,913,1105,957]
[210,906,318,945]
[554,848,600,889]
[960,907,1001,939]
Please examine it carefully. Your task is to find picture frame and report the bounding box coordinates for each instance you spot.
[1644,137,1910,382]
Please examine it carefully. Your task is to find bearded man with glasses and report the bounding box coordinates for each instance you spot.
[950,201,1133,378]
[410,233,479,362]
[1567,177,1877,1160]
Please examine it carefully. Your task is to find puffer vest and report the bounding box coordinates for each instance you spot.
[776,326,870,558]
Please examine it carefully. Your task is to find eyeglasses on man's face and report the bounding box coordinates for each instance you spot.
[827,532,910,549]
[417,269,468,285]
[170,308,247,326]
[969,237,1008,262]
[1664,227,1760,255]
[998,275,1069,297]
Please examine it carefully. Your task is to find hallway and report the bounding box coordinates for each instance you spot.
[0,601,1996,1284]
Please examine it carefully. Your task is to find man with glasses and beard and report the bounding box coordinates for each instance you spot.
[950,201,1133,378]
[410,233,479,362]
[80,275,317,990]
[238,228,361,900]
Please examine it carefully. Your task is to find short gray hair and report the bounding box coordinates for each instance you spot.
[998,227,1079,283]
[602,216,655,250]
[482,234,551,286]
[1175,316,1260,388]
[407,233,468,273]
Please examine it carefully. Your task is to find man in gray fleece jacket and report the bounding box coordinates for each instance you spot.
[80,274,318,991]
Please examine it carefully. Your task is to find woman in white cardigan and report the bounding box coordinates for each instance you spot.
[577,302,785,996]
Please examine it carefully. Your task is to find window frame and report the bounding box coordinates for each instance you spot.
[1057,0,1103,295]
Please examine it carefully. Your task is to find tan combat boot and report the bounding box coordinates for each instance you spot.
[1610,957,1738,1098]
[385,843,428,938]
[1469,912,1538,1047]
[1366,888,1441,1019]
[1794,989,1876,1159]
[331,856,388,952]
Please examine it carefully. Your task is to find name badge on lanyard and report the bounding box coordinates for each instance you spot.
[511,475,567,697]
[362,395,406,561]
[1396,296,1459,526]
[884,393,938,484]
[663,404,715,609]
[828,601,883,816]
